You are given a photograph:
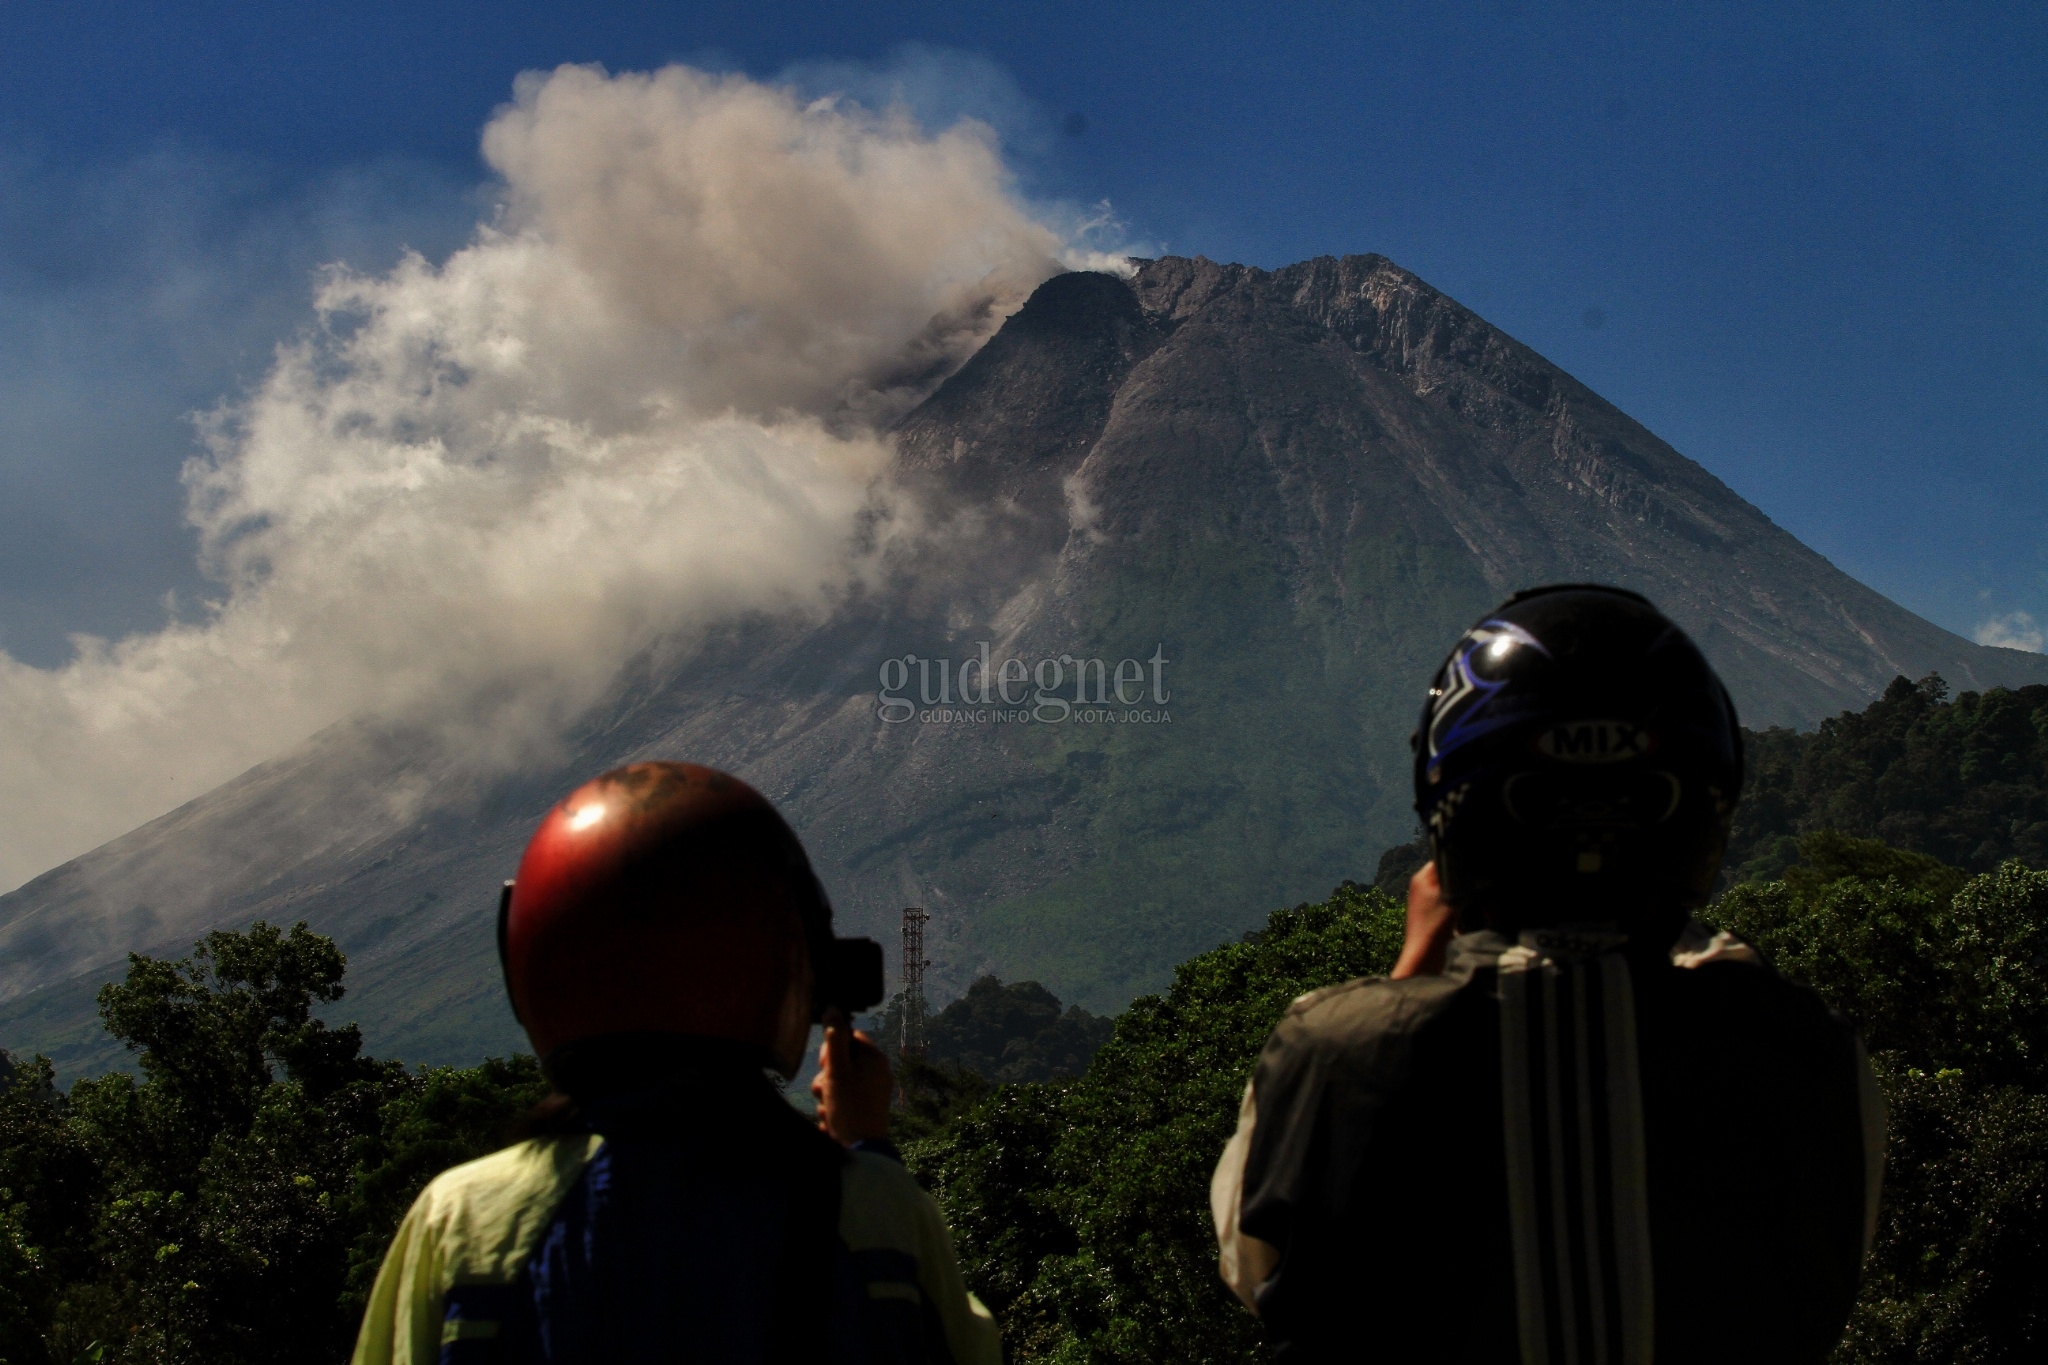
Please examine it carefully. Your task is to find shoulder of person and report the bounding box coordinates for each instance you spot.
[839,1154,1002,1365]
[1668,921,1769,971]
[1277,970,1463,1040]
[415,1134,603,1211]
[407,1134,605,1271]
[838,1149,942,1247]
[1664,922,1842,1010]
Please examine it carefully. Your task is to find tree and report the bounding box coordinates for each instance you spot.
[875,977,1117,1084]
[0,923,547,1365]
[1711,840,2048,1362]
[1712,845,2048,1089]
[0,1056,95,1365]
[1844,1063,2048,1363]
[872,975,1116,1143]
[908,882,1406,1363]
[9,673,2048,1365]
[1728,676,2048,879]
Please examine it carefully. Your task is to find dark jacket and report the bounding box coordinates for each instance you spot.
[1211,924,1884,1364]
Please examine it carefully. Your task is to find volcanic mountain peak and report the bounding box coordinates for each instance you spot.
[946,254,2033,721]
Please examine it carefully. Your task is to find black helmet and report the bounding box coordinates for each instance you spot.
[1412,585,1742,938]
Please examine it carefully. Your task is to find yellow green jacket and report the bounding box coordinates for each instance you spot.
[352,1126,1000,1365]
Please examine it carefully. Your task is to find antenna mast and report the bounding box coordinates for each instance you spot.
[899,905,931,1058]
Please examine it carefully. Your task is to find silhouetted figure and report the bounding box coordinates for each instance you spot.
[1213,587,1883,1364]
[354,761,998,1365]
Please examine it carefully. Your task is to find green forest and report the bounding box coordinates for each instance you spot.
[4,675,2046,1363]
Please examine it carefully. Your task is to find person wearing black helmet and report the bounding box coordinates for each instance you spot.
[352,761,1000,1365]
[1211,586,1885,1365]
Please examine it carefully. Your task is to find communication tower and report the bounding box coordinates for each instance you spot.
[899,905,931,1058]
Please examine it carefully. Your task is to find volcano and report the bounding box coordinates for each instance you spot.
[5,254,2041,1075]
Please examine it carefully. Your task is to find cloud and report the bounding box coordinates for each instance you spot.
[772,45,1150,273]
[1973,610,2046,653]
[778,43,1056,165]
[0,62,1124,892]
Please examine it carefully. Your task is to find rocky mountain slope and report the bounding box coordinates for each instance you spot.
[5,253,2042,1075]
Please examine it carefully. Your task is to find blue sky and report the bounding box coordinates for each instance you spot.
[3,0,2044,666]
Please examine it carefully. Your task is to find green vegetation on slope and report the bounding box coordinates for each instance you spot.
[1730,675,2048,879]
[967,510,1494,1012]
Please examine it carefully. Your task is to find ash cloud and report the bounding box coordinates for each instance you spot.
[1974,610,2046,654]
[0,62,1127,892]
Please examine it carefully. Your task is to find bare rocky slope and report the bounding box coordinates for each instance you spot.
[5,254,2041,1075]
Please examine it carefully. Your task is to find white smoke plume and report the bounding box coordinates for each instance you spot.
[0,62,1118,893]
[1974,610,2046,654]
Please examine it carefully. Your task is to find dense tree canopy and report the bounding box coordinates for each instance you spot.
[876,976,1115,1086]
[1730,676,2048,879]
[0,925,546,1365]
[907,883,1406,1363]
[1712,845,2048,1360]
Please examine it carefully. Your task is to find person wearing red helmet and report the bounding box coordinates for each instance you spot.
[351,761,999,1365]
[1211,587,1886,1364]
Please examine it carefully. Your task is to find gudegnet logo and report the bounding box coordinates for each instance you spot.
[876,643,1172,725]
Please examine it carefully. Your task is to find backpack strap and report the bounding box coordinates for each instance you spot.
[1497,934,1654,1365]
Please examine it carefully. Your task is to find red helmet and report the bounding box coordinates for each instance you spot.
[497,762,880,1060]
